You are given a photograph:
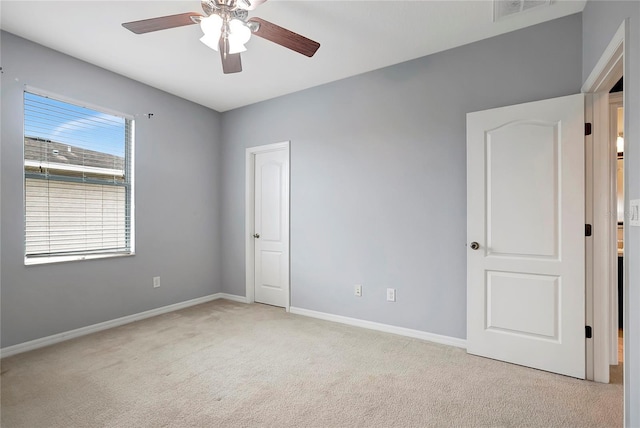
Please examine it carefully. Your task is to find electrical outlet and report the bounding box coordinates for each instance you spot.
[354,284,362,297]
[386,288,396,302]
[153,276,161,288]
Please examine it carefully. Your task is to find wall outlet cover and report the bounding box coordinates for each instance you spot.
[386,288,396,302]
[354,284,362,297]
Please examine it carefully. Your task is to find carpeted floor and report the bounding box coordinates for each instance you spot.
[1,300,623,427]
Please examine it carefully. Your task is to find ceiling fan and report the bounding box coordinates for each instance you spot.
[122,0,320,74]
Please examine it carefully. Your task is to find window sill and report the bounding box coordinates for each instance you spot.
[25,252,134,266]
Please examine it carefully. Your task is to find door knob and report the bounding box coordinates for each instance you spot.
[253,233,260,239]
[470,242,480,250]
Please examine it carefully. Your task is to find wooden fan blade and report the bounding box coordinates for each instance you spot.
[248,17,320,57]
[122,12,202,34]
[238,0,268,11]
[221,52,242,74]
[219,38,243,74]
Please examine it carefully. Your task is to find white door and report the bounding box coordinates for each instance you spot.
[254,148,289,307]
[467,94,585,378]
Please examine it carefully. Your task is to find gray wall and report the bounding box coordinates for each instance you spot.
[221,14,583,339]
[0,32,223,348]
[582,1,640,425]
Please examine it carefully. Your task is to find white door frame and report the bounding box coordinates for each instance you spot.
[582,20,626,384]
[609,91,623,366]
[245,141,291,310]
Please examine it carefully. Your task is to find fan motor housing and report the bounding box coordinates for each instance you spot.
[202,0,249,20]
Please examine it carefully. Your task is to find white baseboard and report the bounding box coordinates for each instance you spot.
[289,306,467,349]
[0,293,246,358]
[217,293,249,304]
[1,296,463,358]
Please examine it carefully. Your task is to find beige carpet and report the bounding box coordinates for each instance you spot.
[1,300,623,427]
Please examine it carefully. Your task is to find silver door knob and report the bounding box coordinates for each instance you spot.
[253,233,260,239]
[470,242,480,250]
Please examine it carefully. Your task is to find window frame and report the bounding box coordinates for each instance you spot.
[23,86,136,265]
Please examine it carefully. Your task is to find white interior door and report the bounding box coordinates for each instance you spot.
[254,148,289,308]
[467,94,585,378]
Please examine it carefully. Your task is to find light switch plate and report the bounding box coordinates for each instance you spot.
[630,200,640,227]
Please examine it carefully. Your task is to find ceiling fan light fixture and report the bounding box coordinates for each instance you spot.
[200,33,221,51]
[199,15,251,54]
[225,19,251,53]
[229,18,252,45]
[200,14,223,37]
[227,39,248,54]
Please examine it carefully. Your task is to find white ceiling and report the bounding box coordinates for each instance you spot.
[1,1,586,112]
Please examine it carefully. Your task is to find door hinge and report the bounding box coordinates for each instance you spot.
[585,123,592,136]
[586,326,593,338]
[585,224,592,237]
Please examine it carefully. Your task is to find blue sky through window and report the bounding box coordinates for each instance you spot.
[24,92,126,157]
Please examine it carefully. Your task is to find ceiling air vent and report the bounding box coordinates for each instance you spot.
[494,0,551,21]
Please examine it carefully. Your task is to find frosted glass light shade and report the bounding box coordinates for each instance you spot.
[201,14,223,37]
[200,15,223,51]
[229,19,251,45]
[199,15,251,54]
[200,34,220,51]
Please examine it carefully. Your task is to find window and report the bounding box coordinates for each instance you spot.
[23,90,134,264]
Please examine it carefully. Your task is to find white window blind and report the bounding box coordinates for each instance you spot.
[23,91,134,262]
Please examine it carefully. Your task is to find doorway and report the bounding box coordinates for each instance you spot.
[466,19,627,386]
[245,141,291,310]
[582,20,625,385]
[609,84,624,370]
